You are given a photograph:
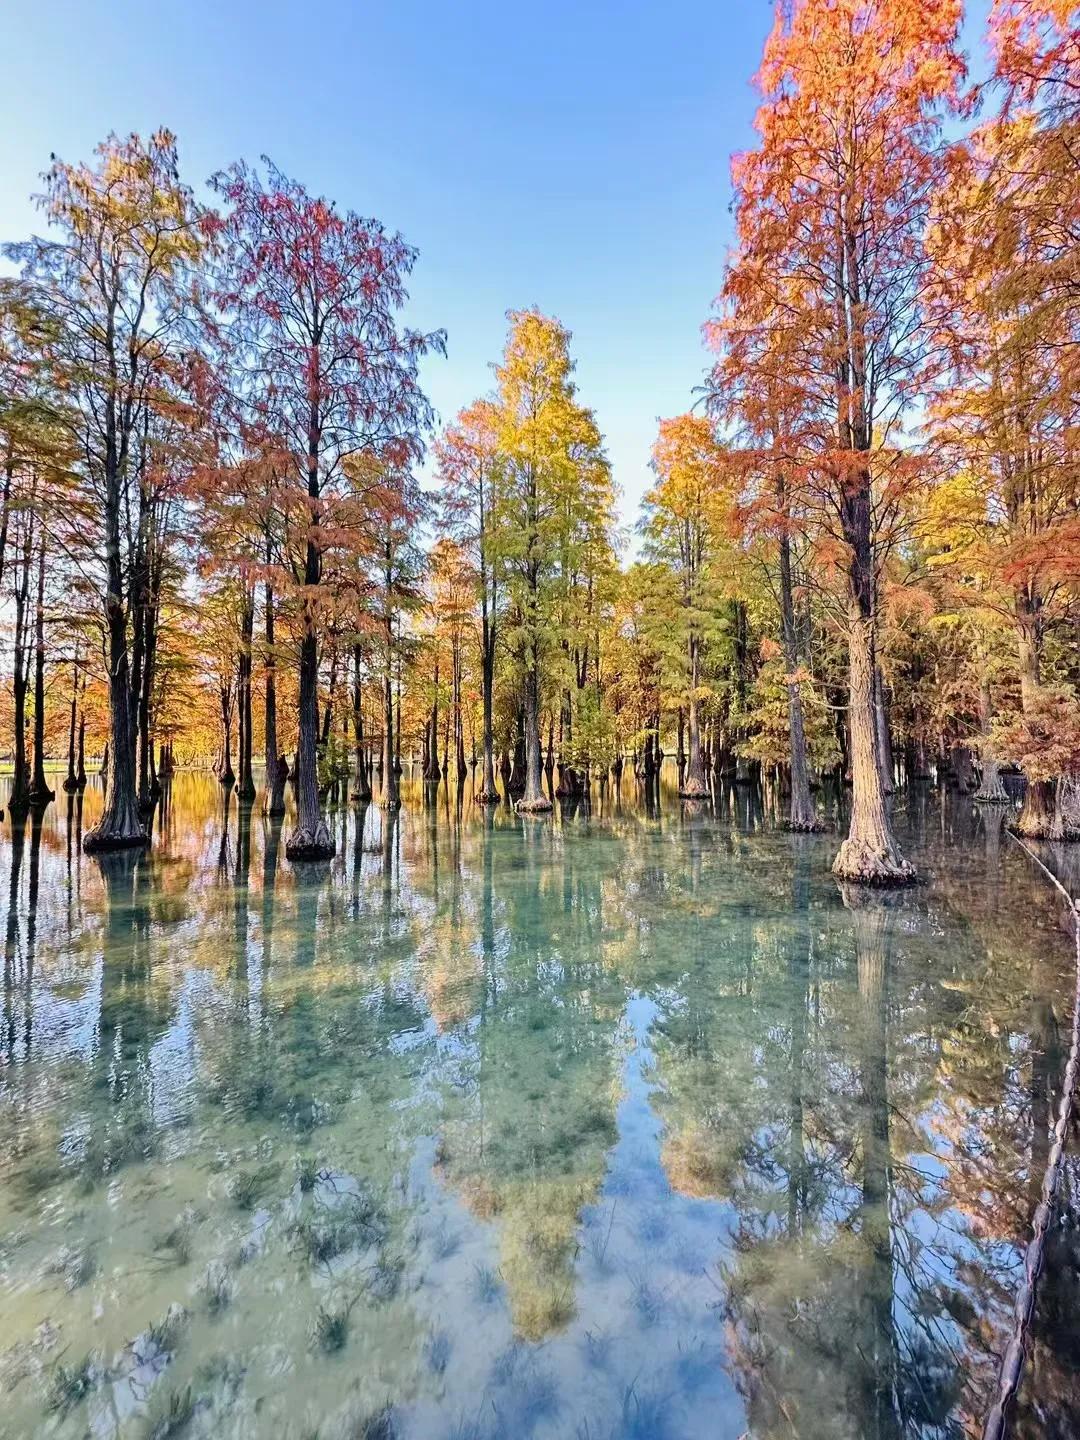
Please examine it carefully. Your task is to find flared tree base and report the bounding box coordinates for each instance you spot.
[679,784,710,800]
[517,796,553,814]
[62,776,80,794]
[83,825,150,855]
[1013,780,1058,840]
[1012,812,1079,842]
[832,836,916,886]
[285,822,334,862]
[788,818,825,834]
[973,790,1010,805]
[474,789,501,805]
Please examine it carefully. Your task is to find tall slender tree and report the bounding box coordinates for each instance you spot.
[436,400,503,802]
[641,415,733,800]
[490,310,608,814]
[206,160,443,858]
[7,130,202,851]
[717,0,967,881]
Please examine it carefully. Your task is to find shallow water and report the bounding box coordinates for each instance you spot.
[1,770,1078,1440]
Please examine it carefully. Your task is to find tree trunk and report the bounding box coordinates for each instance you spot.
[873,666,894,797]
[1014,778,1058,839]
[136,601,154,811]
[785,695,816,821]
[28,537,53,804]
[286,620,334,859]
[263,581,287,817]
[779,535,818,830]
[76,704,87,791]
[1012,588,1064,837]
[352,643,372,803]
[84,509,145,851]
[8,517,32,817]
[426,654,441,783]
[286,382,333,858]
[218,683,235,789]
[833,606,913,884]
[237,589,256,801]
[394,659,403,776]
[952,743,975,792]
[453,637,466,783]
[974,677,1008,804]
[63,661,80,793]
[476,609,499,802]
[320,644,338,750]
[264,578,289,817]
[680,635,709,798]
[832,449,911,883]
[381,601,400,810]
[518,642,551,812]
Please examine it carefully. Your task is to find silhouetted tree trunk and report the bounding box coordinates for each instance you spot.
[681,635,710,798]
[974,675,1008,803]
[28,535,53,804]
[285,410,334,859]
[425,654,441,783]
[381,594,400,810]
[263,580,287,817]
[83,551,145,851]
[477,557,499,802]
[63,657,80,792]
[775,507,818,829]
[237,587,256,801]
[8,514,33,817]
[76,702,87,791]
[218,679,236,789]
[453,632,466,783]
[352,643,372,803]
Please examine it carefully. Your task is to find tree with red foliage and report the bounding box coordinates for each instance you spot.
[205,161,444,859]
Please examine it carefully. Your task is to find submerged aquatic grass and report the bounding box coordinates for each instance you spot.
[44,1356,97,1415]
[1,775,1077,1438]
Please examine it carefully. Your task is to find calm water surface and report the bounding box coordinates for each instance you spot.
[1,771,1078,1439]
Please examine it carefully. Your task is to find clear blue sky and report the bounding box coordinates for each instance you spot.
[0,0,991,530]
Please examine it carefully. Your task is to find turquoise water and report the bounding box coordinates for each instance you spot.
[1,771,1078,1439]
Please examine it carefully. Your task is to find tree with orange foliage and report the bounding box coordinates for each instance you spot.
[923,0,1078,836]
[713,0,967,881]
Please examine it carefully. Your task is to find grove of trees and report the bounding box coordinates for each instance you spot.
[0,0,1076,883]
